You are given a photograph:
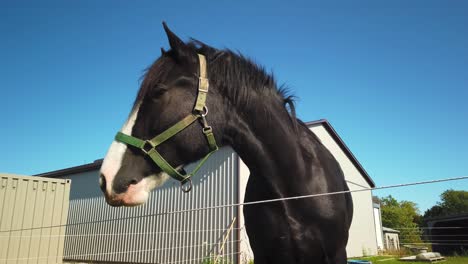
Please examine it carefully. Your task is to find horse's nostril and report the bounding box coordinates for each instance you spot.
[99,174,107,192]
[129,178,138,185]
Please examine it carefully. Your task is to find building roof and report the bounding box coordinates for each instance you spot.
[37,119,375,187]
[383,227,400,233]
[306,119,375,187]
[35,159,103,178]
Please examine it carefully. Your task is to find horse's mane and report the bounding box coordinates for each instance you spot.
[188,40,298,133]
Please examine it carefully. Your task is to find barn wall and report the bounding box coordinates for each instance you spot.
[346,183,378,257]
[237,159,254,263]
[62,170,101,200]
[309,125,378,257]
[0,173,70,264]
[58,147,239,264]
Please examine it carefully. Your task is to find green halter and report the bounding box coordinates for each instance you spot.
[114,54,218,192]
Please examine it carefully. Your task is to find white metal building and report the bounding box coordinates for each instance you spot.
[37,119,378,263]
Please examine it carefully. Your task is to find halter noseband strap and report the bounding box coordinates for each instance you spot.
[115,54,218,192]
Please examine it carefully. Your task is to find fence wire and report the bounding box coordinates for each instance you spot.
[0,227,244,239]
[0,239,242,262]
[1,175,467,234]
[1,175,467,263]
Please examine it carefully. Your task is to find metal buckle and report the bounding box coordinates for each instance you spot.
[201,106,208,117]
[198,77,209,93]
[198,106,211,130]
[142,140,155,154]
[203,126,213,133]
[180,178,192,193]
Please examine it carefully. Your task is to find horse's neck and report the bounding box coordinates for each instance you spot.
[225,105,311,197]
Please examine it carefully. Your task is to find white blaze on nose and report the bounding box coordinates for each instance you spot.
[100,104,141,195]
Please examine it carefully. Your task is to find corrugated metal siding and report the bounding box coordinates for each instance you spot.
[0,174,70,264]
[64,147,239,264]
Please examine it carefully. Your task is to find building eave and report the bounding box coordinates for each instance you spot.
[383,227,400,233]
[35,159,103,178]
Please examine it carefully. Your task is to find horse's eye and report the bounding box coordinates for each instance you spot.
[151,85,168,99]
[174,77,195,87]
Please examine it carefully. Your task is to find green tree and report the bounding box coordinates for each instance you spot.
[424,189,468,219]
[379,195,423,244]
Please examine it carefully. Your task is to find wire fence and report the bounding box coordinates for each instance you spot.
[2,239,243,262]
[381,224,468,255]
[0,227,245,239]
[1,175,467,263]
[2,175,467,234]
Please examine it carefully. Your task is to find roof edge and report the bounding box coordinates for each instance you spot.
[305,119,375,187]
[383,226,400,233]
[35,159,103,178]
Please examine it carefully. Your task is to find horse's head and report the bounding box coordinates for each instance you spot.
[100,23,222,206]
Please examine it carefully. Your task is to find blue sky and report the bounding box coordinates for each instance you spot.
[1,1,467,212]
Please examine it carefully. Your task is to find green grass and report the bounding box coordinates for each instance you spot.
[200,257,231,264]
[353,255,468,264]
[199,255,468,264]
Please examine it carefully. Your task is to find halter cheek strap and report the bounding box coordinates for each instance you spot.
[115,54,218,192]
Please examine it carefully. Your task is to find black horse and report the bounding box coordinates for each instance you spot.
[100,23,353,264]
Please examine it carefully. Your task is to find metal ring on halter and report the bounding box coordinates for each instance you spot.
[201,106,208,117]
[180,178,193,193]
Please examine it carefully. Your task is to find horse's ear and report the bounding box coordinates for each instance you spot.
[162,22,191,60]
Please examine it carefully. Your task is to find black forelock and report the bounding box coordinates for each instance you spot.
[133,55,174,111]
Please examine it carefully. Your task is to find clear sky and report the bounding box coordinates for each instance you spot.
[1,1,467,212]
